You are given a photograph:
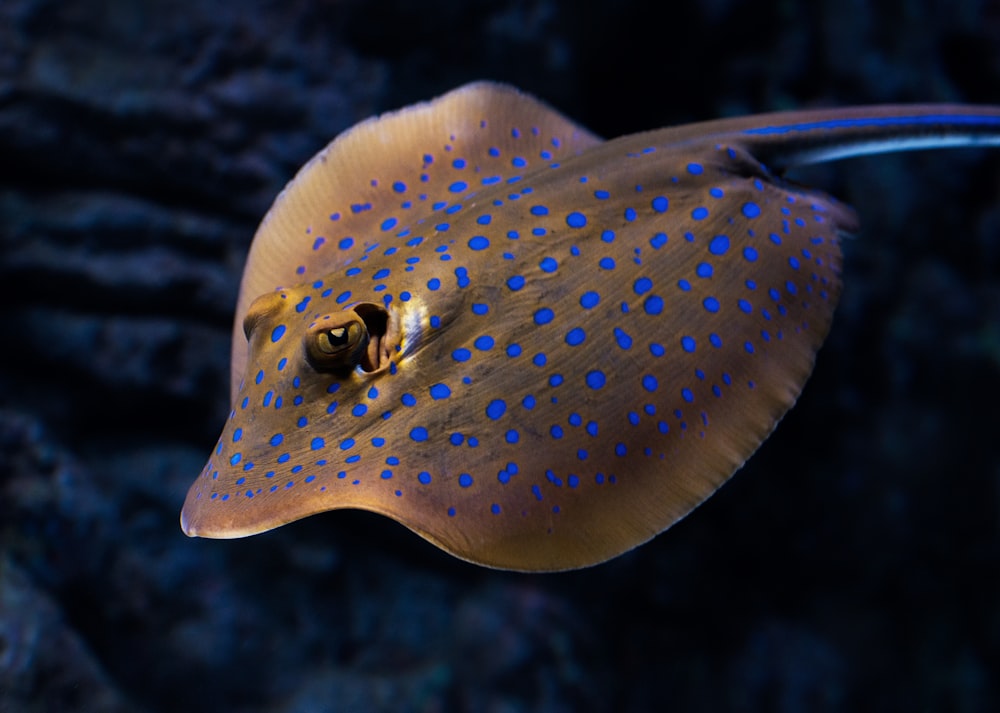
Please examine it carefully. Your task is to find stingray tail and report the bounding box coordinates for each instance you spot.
[728,105,1000,173]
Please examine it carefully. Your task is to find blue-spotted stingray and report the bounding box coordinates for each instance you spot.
[181,82,1000,571]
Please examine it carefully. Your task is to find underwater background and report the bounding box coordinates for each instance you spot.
[1,0,999,711]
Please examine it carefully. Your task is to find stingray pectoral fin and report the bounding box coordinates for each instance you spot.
[227,82,602,399]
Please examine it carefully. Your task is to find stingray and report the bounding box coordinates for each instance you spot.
[180,82,1000,571]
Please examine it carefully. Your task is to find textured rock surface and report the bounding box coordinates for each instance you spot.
[1,1,998,711]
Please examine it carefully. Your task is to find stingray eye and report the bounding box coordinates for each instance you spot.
[304,313,369,371]
[243,290,288,340]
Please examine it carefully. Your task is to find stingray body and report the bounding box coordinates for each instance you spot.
[181,82,1000,571]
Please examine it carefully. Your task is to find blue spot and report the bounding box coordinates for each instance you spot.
[738,299,752,314]
[615,443,627,457]
[311,437,325,451]
[633,277,653,295]
[430,383,451,400]
[549,374,564,387]
[453,158,466,169]
[380,217,397,231]
[566,212,587,228]
[650,232,667,249]
[745,341,756,354]
[523,394,537,410]
[594,189,610,199]
[586,370,606,389]
[507,275,525,291]
[687,162,704,175]
[468,236,490,250]
[624,207,637,222]
[532,353,547,367]
[682,388,694,403]
[400,291,411,302]
[459,473,473,488]
[452,348,471,362]
[418,471,432,484]
[472,303,489,315]
[651,196,668,213]
[505,430,519,444]
[742,202,761,218]
[474,335,495,350]
[534,308,554,325]
[352,404,367,417]
[696,262,713,278]
[427,277,441,291]
[338,237,354,250]
[486,399,506,420]
[681,336,696,352]
[380,470,393,480]
[599,257,615,270]
[601,230,616,243]
[530,205,549,216]
[710,333,723,348]
[410,427,428,442]
[551,425,564,439]
[512,156,527,167]
[455,267,470,288]
[232,428,243,443]
[373,268,390,280]
[540,256,558,273]
[709,235,730,255]
[565,327,585,346]
[255,370,264,385]
[402,393,416,407]
[392,181,407,193]
[644,295,664,315]
[270,324,286,343]
[580,291,600,309]
[703,296,720,313]
[692,207,709,220]
[506,343,522,357]
[743,246,758,262]
[449,181,468,193]
[642,375,658,392]
[477,214,492,225]
[614,327,632,350]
